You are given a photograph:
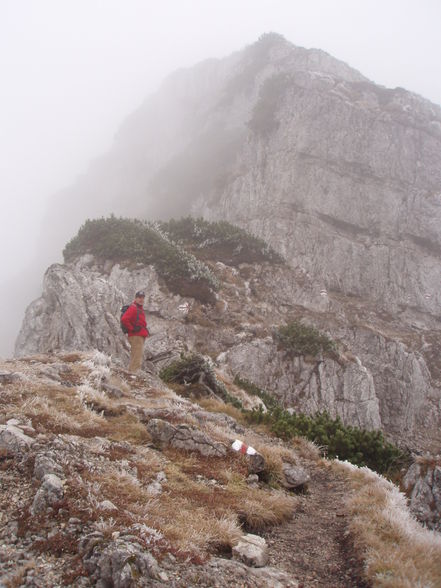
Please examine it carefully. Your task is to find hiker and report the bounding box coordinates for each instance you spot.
[121,290,149,372]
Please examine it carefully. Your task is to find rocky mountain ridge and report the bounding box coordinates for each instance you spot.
[41,33,441,326]
[15,231,441,455]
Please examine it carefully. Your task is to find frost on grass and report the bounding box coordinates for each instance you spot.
[335,459,441,588]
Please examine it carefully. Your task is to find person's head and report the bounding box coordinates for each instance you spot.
[134,290,145,304]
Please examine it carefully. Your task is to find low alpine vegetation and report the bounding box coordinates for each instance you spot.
[160,217,284,265]
[274,320,337,358]
[63,216,219,303]
[159,354,243,409]
[234,376,406,475]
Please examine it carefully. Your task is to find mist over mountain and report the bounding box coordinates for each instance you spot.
[4,33,441,586]
[39,33,441,322]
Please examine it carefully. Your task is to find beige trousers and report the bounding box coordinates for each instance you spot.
[128,336,145,372]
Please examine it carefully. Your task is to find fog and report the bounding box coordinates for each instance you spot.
[1,0,441,357]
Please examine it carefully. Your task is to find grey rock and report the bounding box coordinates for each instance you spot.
[282,464,310,489]
[403,459,441,531]
[220,338,381,432]
[82,537,162,587]
[247,451,266,475]
[0,424,35,454]
[14,249,441,452]
[31,474,64,515]
[188,556,299,587]
[14,35,441,458]
[99,500,118,511]
[102,382,125,398]
[6,418,21,426]
[146,481,162,496]
[33,453,63,481]
[147,418,227,457]
[232,533,269,568]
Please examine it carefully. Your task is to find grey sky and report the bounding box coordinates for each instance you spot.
[1,0,441,355]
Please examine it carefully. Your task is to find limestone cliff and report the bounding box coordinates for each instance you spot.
[16,248,441,453]
[41,33,441,326]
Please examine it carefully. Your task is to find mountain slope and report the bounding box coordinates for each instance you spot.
[40,33,441,325]
[15,218,441,453]
[2,351,441,587]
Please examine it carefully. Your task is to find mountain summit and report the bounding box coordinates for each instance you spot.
[43,33,441,323]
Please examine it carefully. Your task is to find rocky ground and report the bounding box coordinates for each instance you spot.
[0,351,373,587]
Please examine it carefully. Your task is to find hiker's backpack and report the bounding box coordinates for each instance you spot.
[120,305,131,333]
[120,304,141,334]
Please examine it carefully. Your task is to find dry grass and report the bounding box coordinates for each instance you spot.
[290,436,321,461]
[254,443,297,486]
[334,460,441,588]
[4,352,300,562]
[197,397,246,422]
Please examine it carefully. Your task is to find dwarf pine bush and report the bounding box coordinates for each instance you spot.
[160,217,283,265]
[234,376,406,475]
[275,320,336,358]
[63,216,218,303]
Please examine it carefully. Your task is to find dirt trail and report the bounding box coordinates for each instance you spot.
[264,462,371,588]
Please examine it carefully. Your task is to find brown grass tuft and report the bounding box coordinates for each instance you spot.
[334,460,441,588]
[197,398,245,422]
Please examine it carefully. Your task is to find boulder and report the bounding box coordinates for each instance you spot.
[81,536,165,587]
[147,418,227,457]
[232,533,269,568]
[0,424,35,455]
[31,474,64,515]
[33,453,63,480]
[248,451,266,475]
[282,464,310,490]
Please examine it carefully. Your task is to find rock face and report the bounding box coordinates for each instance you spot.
[23,34,441,456]
[15,254,441,452]
[403,459,441,531]
[147,418,227,457]
[219,339,381,431]
[41,33,441,326]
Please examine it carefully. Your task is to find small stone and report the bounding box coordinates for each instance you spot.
[146,481,162,496]
[246,474,259,485]
[31,474,64,515]
[0,424,35,454]
[232,533,269,568]
[99,500,118,511]
[282,464,310,489]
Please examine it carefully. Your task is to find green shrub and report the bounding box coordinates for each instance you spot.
[160,217,283,265]
[63,216,219,303]
[275,321,336,358]
[245,405,406,475]
[160,354,242,409]
[234,376,407,475]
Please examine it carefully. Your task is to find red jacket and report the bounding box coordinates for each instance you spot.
[121,303,149,338]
